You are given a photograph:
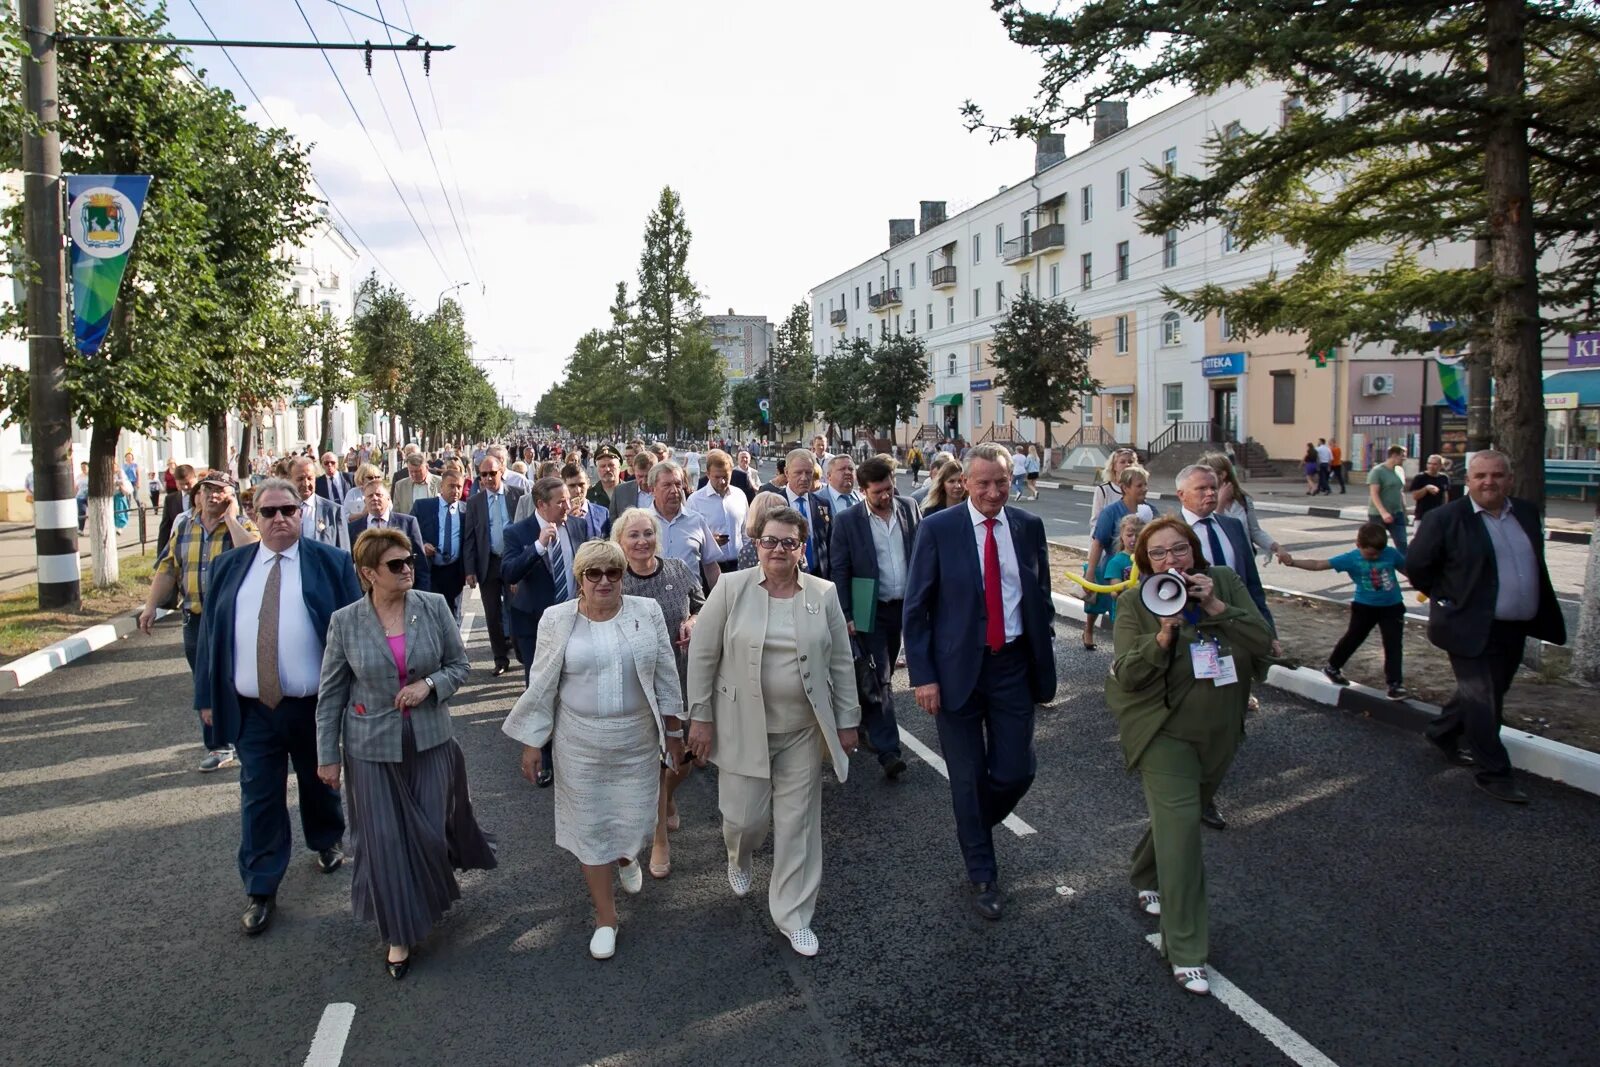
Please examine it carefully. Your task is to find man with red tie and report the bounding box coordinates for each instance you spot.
[903,443,1056,920]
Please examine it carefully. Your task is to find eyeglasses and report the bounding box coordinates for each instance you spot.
[256,503,301,519]
[758,536,803,551]
[382,556,417,574]
[582,567,625,584]
[1146,544,1194,562]
[478,469,501,478]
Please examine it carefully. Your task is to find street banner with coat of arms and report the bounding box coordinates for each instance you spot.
[65,174,152,356]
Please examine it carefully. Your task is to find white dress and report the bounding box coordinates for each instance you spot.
[552,616,661,865]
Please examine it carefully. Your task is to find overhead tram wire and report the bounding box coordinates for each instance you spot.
[183,0,416,302]
[290,0,455,285]
[325,0,415,36]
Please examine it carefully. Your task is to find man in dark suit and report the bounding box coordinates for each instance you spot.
[289,456,348,550]
[903,444,1055,919]
[414,468,467,618]
[781,446,834,580]
[193,477,362,936]
[502,476,590,786]
[347,480,431,592]
[830,454,918,779]
[607,450,656,515]
[155,462,198,562]
[1406,450,1567,804]
[461,454,524,675]
[315,452,352,507]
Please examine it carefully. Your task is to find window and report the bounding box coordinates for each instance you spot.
[868,280,874,297]
[1163,383,1184,423]
[1117,168,1130,208]
[1163,229,1178,269]
[995,224,1004,253]
[909,309,916,334]
[909,263,916,288]
[1281,94,1304,128]
[854,287,860,309]
[996,396,1005,424]
[946,296,955,324]
[1020,272,1030,294]
[880,319,889,339]
[926,303,933,330]
[948,353,957,377]
[973,235,981,264]
[1272,371,1296,424]
[1162,146,1177,175]
[894,268,901,288]
[1080,185,1093,222]
[894,314,901,335]
[1161,311,1182,346]
[855,327,861,338]
[1081,396,1095,426]
[1115,314,1129,354]
[995,280,1005,309]
[929,401,938,424]
[974,395,983,426]
[926,254,933,279]
[973,288,981,316]
[1219,309,1233,341]
[1116,240,1130,281]
[1080,253,1093,291]
[1223,120,1243,144]
[1049,263,1059,296]
[1222,224,1238,254]
[828,297,834,312]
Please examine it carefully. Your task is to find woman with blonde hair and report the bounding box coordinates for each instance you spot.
[738,491,792,570]
[343,462,384,519]
[502,539,682,960]
[1091,448,1140,524]
[920,459,967,515]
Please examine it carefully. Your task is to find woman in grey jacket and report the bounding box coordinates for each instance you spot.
[316,528,496,980]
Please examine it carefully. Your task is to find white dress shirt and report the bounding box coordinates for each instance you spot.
[502,469,530,491]
[1315,443,1333,465]
[966,499,1023,641]
[232,542,322,700]
[687,483,747,563]
[868,504,908,601]
[532,514,577,599]
[1181,506,1237,571]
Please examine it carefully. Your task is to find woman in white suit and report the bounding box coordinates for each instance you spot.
[502,539,683,960]
[684,505,860,957]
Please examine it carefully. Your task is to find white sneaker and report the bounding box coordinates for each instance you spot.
[787,927,819,957]
[1138,890,1161,916]
[589,925,617,960]
[617,859,643,895]
[727,862,752,898]
[1173,965,1210,995]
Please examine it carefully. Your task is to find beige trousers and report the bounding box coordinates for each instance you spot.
[719,725,824,934]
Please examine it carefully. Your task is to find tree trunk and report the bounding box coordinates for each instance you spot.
[1575,498,1600,684]
[1484,0,1544,509]
[319,396,335,456]
[237,412,256,480]
[207,412,228,472]
[1466,237,1493,452]
[86,422,121,589]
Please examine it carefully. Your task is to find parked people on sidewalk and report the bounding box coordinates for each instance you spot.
[138,470,259,773]
[315,528,495,980]
[1106,516,1273,996]
[1367,445,1411,552]
[191,478,361,938]
[1282,522,1409,699]
[1405,450,1567,804]
[1090,448,1139,524]
[503,540,682,961]
[1410,454,1451,525]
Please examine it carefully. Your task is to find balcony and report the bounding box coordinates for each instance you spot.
[930,265,958,289]
[1030,223,1065,254]
[829,308,848,327]
[868,286,903,312]
[1002,235,1032,263]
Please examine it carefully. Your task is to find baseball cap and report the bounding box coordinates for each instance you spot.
[196,469,236,489]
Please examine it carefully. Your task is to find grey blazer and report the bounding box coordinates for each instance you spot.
[316,589,471,765]
[501,596,683,751]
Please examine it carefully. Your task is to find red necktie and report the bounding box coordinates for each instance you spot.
[983,518,1005,652]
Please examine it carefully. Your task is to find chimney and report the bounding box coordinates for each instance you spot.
[1034,132,1066,173]
[919,201,947,233]
[1092,101,1129,143]
[889,219,917,247]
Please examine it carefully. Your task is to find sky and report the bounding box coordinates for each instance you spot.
[162,0,1184,411]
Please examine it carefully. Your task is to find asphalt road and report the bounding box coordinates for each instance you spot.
[2,590,1597,1067]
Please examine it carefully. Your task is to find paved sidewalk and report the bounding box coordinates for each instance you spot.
[0,521,154,595]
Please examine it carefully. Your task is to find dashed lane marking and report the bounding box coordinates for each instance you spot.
[896,725,1037,837]
[303,1003,355,1067]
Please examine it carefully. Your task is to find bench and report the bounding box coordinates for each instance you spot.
[1547,459,1600,501]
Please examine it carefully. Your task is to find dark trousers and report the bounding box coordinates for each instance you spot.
[933,642,1036,884]
[1428,622,1527,780]
[235,695,345,897]
[1330,601,1405,684]
[1331,463,1347,493]
[1383,515,1409,553]
[182,613,221,751]
[1316,462,1331,493]
[480,554,512,666]
[431,559,466,619]
[856,600,904,763]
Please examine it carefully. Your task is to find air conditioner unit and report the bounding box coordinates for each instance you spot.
[1362,373,1395,396]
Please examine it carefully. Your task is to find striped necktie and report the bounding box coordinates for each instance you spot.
[548,529,571,603]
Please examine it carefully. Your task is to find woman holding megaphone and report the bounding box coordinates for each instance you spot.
[1105,515,1273,996]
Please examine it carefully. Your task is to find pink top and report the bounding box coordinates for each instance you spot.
[386,634,407,686]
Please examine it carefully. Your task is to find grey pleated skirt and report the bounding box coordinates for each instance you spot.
[344,718,497,946]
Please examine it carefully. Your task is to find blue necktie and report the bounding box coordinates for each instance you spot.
[1202,517,1228,568]
[441,503,455,564]
[548,530,571,603]
[489,494,504,554]
[796,495,813,570]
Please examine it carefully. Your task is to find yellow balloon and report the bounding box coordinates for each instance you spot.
[1063,560,1141,595]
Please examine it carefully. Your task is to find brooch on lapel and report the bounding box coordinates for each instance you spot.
[664,584,674,592]
[805,602,819,615]
[316,520,327,533]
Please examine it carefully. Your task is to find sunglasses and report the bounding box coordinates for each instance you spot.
[382,555,417,575]
[478,469,501,478]
[757,536,802,551]
[581,567,625,584]
[256,503,301,519]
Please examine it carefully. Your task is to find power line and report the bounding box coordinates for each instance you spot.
[403,0,482,274]
[325,0,414,36]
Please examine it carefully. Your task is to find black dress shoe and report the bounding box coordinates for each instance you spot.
[536,767,553,788]
[492,662,509,677]
[241,895,275,936]
[317,844,344,873]
[1429,736,1476,767]
[1200,802,1227,831]
[1475,775,1529,804]
[883,756,907,780]
[386,951,411,980]
[970,881,1004,920]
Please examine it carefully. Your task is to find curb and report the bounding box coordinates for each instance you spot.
[0,608,173,697]
[1050,591,1600,799]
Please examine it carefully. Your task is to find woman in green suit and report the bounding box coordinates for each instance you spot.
[1106,515,1273,995]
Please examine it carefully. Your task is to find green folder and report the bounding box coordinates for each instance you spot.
[851,577,878,634]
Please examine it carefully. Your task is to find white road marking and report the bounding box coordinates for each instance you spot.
[896,726,1037,837]
[1144,935,1338,1067]
[303,1003,356,1067]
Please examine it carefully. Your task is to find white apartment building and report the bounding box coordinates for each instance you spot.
[706,311,773,381]
[808,83,1575,472]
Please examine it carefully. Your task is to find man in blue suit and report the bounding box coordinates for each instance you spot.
[193,478,363,936]
[903,444,1056,920]
[414,468,466,618]
[348,479,431,592]
[829,454,918,779]
[502,476,591,786]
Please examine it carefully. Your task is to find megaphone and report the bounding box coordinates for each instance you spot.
[1139,571,1189,617]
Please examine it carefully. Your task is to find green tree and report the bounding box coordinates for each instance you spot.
[987,289,1098,454]
[295,306,357,455]
[633,186,705,441]
[670,327,728,437]
[970,0,1600,506]
[728,378,763,439]
[814,337,874,443]
[404,298,476,449]
[351,273,418,451]
[766,302,816,436]
[869,333,934,448]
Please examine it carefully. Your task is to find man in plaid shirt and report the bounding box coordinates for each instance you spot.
[138,470,259,772]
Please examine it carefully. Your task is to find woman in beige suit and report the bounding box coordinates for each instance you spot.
[684,505,860,957]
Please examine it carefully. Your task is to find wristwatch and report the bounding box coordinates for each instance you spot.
[663,729,685,739]
[423,676,436,692]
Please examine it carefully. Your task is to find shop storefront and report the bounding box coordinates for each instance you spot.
[1542,369,1599,461]
[1351,414,1422,469]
